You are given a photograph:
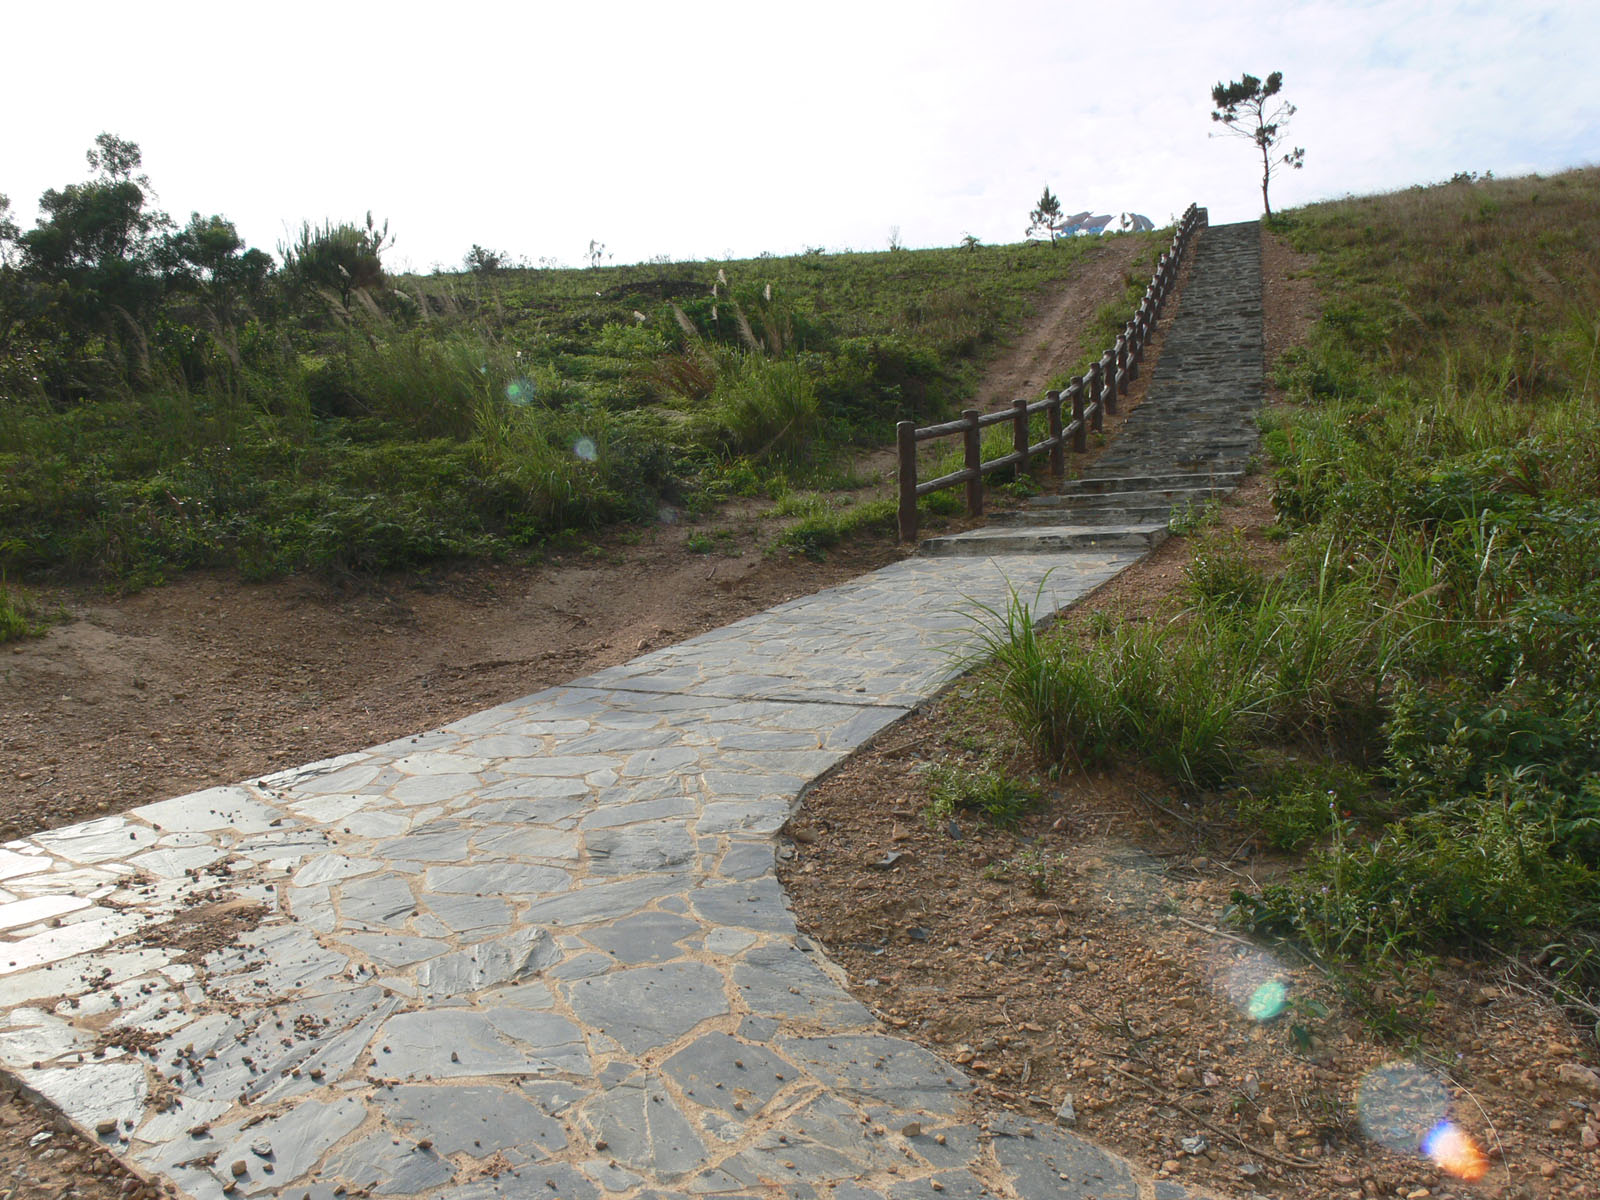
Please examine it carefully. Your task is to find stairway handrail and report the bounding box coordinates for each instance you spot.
[895,204,1206,542]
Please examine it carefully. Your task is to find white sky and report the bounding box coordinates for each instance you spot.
[4,0,1596,271]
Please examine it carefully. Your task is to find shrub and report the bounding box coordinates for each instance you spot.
[697,356,819,463]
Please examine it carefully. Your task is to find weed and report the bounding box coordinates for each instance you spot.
[1167,497,1221,536]
[983,845,1067,895]
[770,495,896,561]
[0,584,42,643]
[1184,528,1266,611]
[5,230,1152,586]
[1225,169,1600,999]
[925,763,1037,826]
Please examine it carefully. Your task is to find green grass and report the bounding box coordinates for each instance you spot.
[925,762,1038,827]
[1,234,1157,587]
[766,491,898,560]
[0,584,41,642]
[967,168,1600,1002]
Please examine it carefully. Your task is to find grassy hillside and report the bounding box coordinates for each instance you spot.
[984,168,1600,1003]
[0,236,1147,590]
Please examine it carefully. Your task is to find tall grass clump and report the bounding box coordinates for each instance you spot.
[0,585,40,643]
[696,355,820,463]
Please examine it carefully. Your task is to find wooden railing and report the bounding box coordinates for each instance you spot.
[895,203,1205,541]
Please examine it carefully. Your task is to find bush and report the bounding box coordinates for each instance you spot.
[697,356,819,463]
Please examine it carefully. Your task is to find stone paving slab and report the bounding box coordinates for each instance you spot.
[0,549,1228,1199]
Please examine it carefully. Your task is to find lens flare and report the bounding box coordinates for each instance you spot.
[1358,1061,1450,1154]
[572,437,598,462]
[1422,1121,1489,1182]
[1246,979,1288,1021]
[505,377,535,406]
[1216,947,1290,1021]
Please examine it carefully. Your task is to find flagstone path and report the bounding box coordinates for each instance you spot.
[0,218,1264,1200]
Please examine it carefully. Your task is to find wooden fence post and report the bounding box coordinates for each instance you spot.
[1047,390,1065,475]
[963,408,983,517]
[1101,351,1117,415]
[1012,398,1029,473]
[1089,362,1104,432]
[896,420,917,542]
[1071,385,1087,453]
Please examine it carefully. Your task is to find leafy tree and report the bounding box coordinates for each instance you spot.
[0,193,18,263]
[160,213,273,320]
[0,192,38,375]
[18,133,171,327]
[1027,187,1064,242]
[1210,71,1305,218]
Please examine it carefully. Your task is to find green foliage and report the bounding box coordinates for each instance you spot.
[696,356,819,462]
[280,213,391,307]
[0,584,41,643]
[1217,169,1600,994]
[1234,757,1374,851]
[925,763,1037,826]
[1209,71,1305,217]
[1166,497,1221,536]
[983,844,1066,895]
[2,138,1158,587]
[1184,528,1265,610]
[768,493,896,560]
[464,245,511,273]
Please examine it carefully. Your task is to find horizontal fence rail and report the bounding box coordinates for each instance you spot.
[896,204,1206,541]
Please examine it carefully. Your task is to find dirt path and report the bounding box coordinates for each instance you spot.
[969,238,1145,411]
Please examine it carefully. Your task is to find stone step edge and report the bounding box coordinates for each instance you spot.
[1056,472,1245,494]
[917,524,1170,556]
[1025,486,1235,510]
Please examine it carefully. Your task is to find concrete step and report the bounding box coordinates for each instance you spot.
[1055,472,1245,495]
[918,523,1169,556]
[1027,484,1236,509]
[994,506,1183,526]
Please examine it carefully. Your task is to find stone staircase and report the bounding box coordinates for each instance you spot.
[920,219,1265,557]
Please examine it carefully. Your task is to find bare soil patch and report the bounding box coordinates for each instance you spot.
[1,516,907,840]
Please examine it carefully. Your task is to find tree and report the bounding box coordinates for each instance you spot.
[0,193,19,264]
[1209,71,1305,218]
[280,213,392,307]
[1027,187,1064,242]
[18,133,171,326]
[463,244,508,274]
[160,213,273,320]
